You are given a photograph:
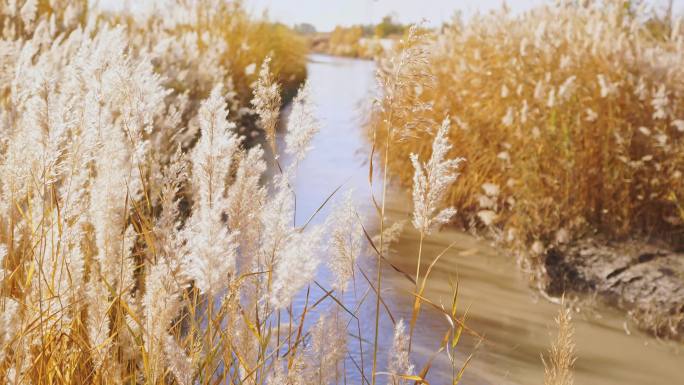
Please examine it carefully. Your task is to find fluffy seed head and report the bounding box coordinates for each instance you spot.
[411,118,464,233]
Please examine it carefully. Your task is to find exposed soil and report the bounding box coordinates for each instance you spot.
[545,239,684,339]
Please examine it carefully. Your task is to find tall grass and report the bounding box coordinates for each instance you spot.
[543,299,576,385]
[110,0,308,134]
[0,1,478,384]
[370,1,684,269]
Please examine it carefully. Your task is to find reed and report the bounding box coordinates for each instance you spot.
[0,1,476,384]
[370,1,684,269]
[543,299,576,385]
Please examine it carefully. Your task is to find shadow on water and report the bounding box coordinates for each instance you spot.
[282,54,683,385]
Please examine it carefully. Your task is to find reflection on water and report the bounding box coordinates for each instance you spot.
[284,54,683,385]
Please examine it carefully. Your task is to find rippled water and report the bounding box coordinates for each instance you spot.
[283,54,683,385]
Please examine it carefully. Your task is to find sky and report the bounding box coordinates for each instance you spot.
[244,0,546,30]
[98,0,683,32]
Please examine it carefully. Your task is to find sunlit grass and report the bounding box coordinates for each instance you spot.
[370,1,684,269]
[0,1,481,384]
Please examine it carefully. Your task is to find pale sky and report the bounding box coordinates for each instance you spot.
[245,0,546,30]
[98,0,683,32]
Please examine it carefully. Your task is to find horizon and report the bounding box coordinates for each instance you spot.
[97,0,683,32]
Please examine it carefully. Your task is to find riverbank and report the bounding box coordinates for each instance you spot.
[302,32,397,60]
[546,239,684,340]
[382,192,684,385]
[366,3,684,342]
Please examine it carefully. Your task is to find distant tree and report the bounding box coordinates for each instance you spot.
[374,15,405,38]
[294,23,317,35]
[361,24,375,37]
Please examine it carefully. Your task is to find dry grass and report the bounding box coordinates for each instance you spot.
[370,1,684,267]
[110,0,307,123]
[0,2,477,384]
[0,1,585,383]
[542,299,576,385]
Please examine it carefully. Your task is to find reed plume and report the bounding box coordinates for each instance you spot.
[386,319,414,385]
[182,84,240,296]
[411,118,464,234]
[543,300,576,385]
[252,57,282,154]
[326,191,364,292]
[285,81,320,164]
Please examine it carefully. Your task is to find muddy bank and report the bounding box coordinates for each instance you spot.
[546,239,684,339]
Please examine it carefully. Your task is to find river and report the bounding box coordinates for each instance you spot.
[281,54,683,385]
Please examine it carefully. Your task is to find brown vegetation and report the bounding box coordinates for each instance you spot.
[370,1,684,267]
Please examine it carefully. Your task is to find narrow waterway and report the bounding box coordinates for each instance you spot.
[285,54,683,385]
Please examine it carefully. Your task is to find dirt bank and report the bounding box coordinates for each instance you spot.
[545,239,684,339]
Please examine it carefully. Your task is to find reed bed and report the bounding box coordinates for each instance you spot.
[0,1,482,384]
[370,1,684,269]
[311,26,387,59]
